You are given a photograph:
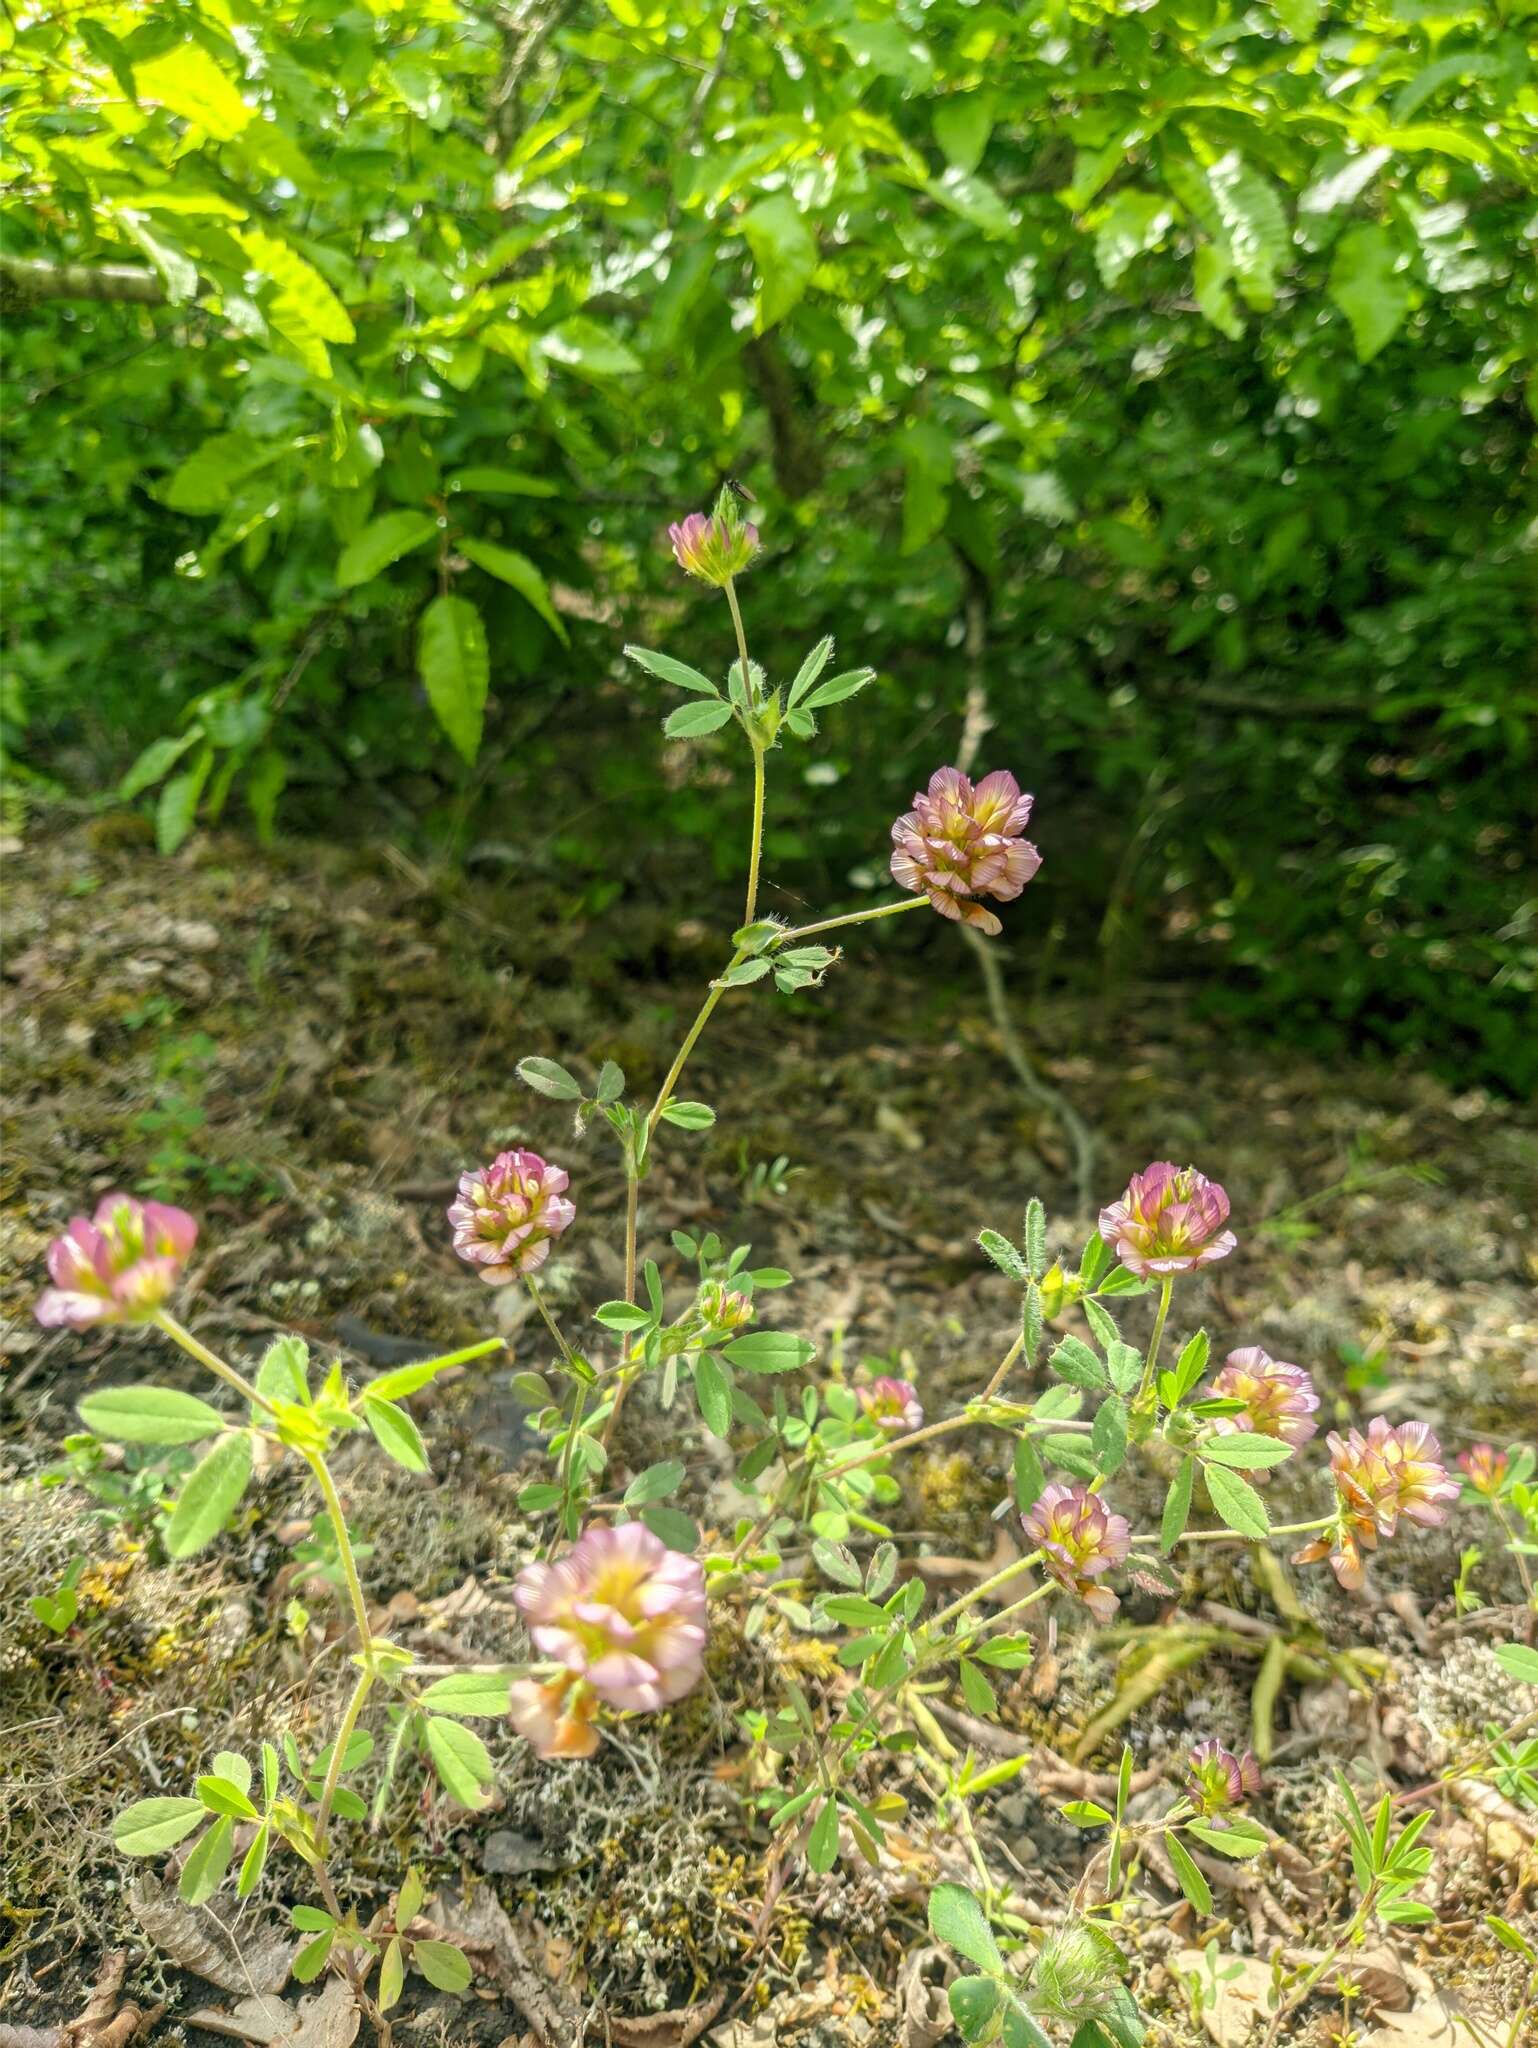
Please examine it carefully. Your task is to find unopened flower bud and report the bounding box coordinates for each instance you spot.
[695,1279,754,1343]
[1038,1261,1067,1319]
[1186,1739,1262,1821]
[36,1194,198,1329]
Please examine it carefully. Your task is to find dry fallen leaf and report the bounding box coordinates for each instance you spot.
[1174,1949,1279,2047]
[607,1985,727,2047]
[129,1876,292,1996]
[185,1979,359,2048]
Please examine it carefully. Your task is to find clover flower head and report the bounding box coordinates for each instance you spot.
[889,766,1041,937]
[36,1194,198,1329]
[1293,1416,1458,1590]
[1206,1348,1319,1457]
[1186,1739,1262,1821]
[858,1375,923,1435]
[514,1522,707,1713]
[1458,1443,1510,1498]
[695,1279,754,1342]
[447,1148,574,1284]
[1029,1921,1126,2025]
[1097,1161,1237,1280]
[1022,1481,1130,1624]
[668,486,760,587]
[508,1672,601,1761]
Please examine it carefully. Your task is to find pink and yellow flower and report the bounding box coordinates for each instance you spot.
[1098,1163,1236,1280]
[447,1149,575,1284]
[1186,1740,1262,1822]
[858,1375,924,1435]
[508,1671,601,1761]
[668,490,760,587]
[1458,1444,1510,1498]
[889,767,1041,938]
[36,1194,197,1329]
[1023,1481,1131,1624]
[514,1522,707,1713]
[1205,1348,1319,1457]
[1293,1417,1458,1590]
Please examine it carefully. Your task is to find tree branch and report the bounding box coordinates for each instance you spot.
[0,253,166,305]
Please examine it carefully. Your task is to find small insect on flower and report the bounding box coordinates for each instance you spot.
[508,1671,601,1761]
[36,1194,198,1329]
[1023,1481,1131,1624]
[1205,1348,1319,1458]
[447,1149,575,1284]
[858,1375,924,1435]
[889,767,1041,937]
[668,484,760,587]
[1458,1443,1511,1498]
[1293,1417,1459,1590]
[514,1522,707,1714]
[1097,1162,1237,1280]
[1186,1739,1262,1823]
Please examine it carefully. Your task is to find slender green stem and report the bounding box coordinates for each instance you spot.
[723,575,752,705]
[1129,1511,1335,1549]
[777,897,927,945]
[959,1577,1055,1642]
[821,1333,1025,1483]
[303,1449,372,1648]
[1134,1276,1174,1408]
[646,962,739,1134]
[525,1276,577,1367]
[314,1668,374,1855]
[622,1172,639,1305]
[743,739,767,927]
[1492,1500,1536,1603]
[154,1311,271,1413]
[928,1547,1046,1636]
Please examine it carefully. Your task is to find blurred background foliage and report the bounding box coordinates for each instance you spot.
[1,0,1533,1090]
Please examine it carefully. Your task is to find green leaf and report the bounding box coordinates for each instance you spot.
[622,645,719,697]
[1202,1432,1293,1470]
[1330,225,1411,364]
[624,1458,686,1505]
[1207,152,1288,311]
[716,957,771,988]
[928,1881,1003,1973]
[335,510,438,590]
[362,1395,430,1473]
[417,594,489,764]
[663,699,734,739]
[1203,1463,1271,1540]
[694,1352,733,1439]
[786,636,834,709]
[166,1432,253,1557]
[1094,190,1173,288]
[414,1940,472,1993]
[112,1797,207,1855]
[197,1774,258,1820]
[540,316,642,379]
[134,43,252,139]
[801,667,876,711]
[1164,1830,1214,1915]
[640,1504,699,1552]
[378,1935,404,2013]
[661,1099,716,1129]
[180,1815,236,1905]
[806,1797,840,1873]
[237,1821,271,1898]
[723,1331,815,1373]
[292,1931,335,1983]
[595,1300,653,1331]
[255,1335,310,1409]
[459,538,568,644]
[742,194,817,332]
[78,1385,226,1446]
[1052,1336,1108,1391]
[948,1977,1002,2041]
[424,1716,494,1809]
[238,228,355,370]
[448,466,557,497]
[119,730,201,800]
[1162,1457,1195,1553]
[1013,1433,1046,1512]
[516,1055,582,1099]
[156,747,213,855]
[959,1657,997,1717]
[930,167,1011,237]
[1270,0,1322,39]
[1091,1396,1129,1477]
[934,94,993,175]
[1060,1800,1113,1827]
[1494,1643,1538,1687]
[418,1671,516,1717]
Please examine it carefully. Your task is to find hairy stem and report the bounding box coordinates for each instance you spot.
[777,897,927,945]
[314,1668,375,1855]
[303,1450,373,1648]
[1134,1276,1174,1408]
[744,739,766,927]
[154,1311,271,1413]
